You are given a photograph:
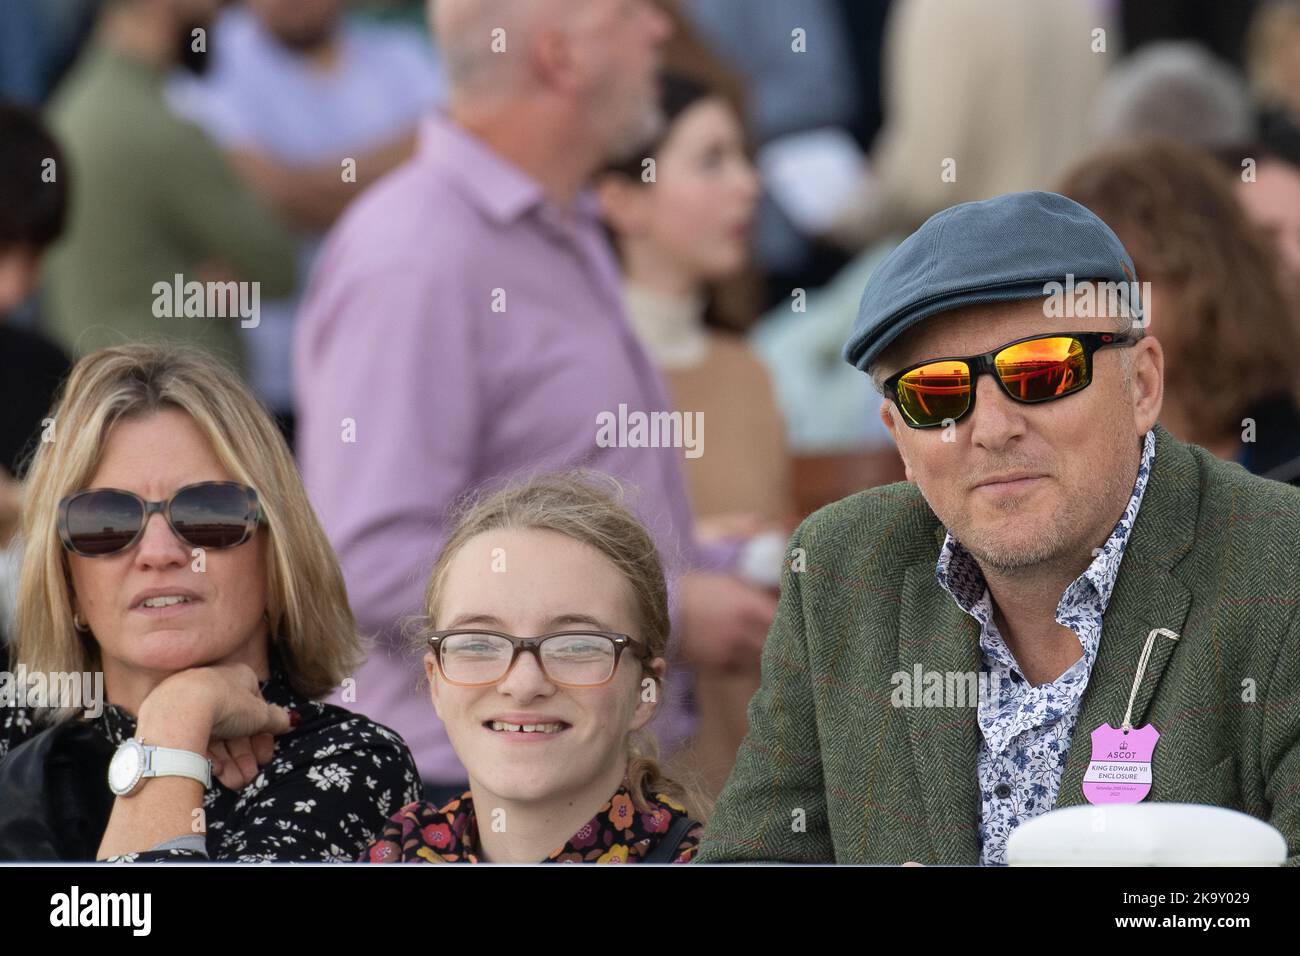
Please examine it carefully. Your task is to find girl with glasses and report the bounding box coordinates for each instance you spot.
[363,475,705,863]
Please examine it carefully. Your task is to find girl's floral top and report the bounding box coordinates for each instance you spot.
[362,783,703,864]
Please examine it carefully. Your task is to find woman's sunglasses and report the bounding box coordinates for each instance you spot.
[882,331,1138,429]
[57,481,263,557]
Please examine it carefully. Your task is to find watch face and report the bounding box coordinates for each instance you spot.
[108,740,143,794]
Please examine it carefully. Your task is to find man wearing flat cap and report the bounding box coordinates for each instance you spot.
[696,191,1300,865]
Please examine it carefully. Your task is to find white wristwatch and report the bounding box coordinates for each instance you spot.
[107,737,212,796]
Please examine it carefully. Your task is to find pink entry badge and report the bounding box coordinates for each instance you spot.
[1082,722,1159,804]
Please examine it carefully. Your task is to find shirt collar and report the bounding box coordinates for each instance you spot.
[417,112,603,228]
[936,429,1158,616]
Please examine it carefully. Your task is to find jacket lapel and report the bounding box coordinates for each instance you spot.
[898,555,983,864]
[1056,425,1197,808]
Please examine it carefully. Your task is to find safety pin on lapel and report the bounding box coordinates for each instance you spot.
[1119,628,1179,731]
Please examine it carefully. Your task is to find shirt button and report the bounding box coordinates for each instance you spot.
[994,783,1012,799]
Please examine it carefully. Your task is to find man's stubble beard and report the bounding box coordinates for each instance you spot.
[959,496,1078,576]
[956,434,1140,577]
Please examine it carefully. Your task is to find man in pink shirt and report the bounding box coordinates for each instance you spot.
[294,0,776,798]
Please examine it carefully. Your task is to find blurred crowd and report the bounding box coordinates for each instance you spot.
[2,0,1300,801]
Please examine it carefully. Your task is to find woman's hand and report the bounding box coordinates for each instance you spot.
[98,663,291,859]
[197,663,292,739]
[208,733,277,791]
[140,663,292,790]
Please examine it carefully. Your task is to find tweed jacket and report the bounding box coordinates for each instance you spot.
[696,424,1300,864]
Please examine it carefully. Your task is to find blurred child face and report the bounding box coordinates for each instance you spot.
[427,528,662,805]
[1236,159,1300,283]
[613,97,760,284]
[0,245,40,314]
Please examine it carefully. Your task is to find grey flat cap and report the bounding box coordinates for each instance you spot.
[843,190,1140,372]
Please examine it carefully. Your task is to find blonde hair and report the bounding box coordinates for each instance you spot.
[13,343,361,718]
[414,472,707,819]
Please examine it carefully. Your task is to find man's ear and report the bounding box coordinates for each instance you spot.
[879,400,915,483]
[530,19,582,94]
[1129,335,1164,436]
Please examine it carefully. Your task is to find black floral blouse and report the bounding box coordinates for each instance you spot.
[363,783,703,864]
[0,664,421,862]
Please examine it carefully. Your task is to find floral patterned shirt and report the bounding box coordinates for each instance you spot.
[0,664,422,862]
[363,783,703,863]
[935,429,1156,866]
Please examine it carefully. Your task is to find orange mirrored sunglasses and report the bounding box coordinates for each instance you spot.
[882,331,1138,429]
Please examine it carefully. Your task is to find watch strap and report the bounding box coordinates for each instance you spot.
[143,743,212,789]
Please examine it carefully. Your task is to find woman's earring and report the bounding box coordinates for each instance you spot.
[73,611,90,632]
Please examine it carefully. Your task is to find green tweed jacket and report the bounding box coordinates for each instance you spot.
[696,424,1300,864]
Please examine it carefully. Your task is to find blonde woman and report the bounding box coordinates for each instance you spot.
[363,476,705,863]
[0,343,419,861]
